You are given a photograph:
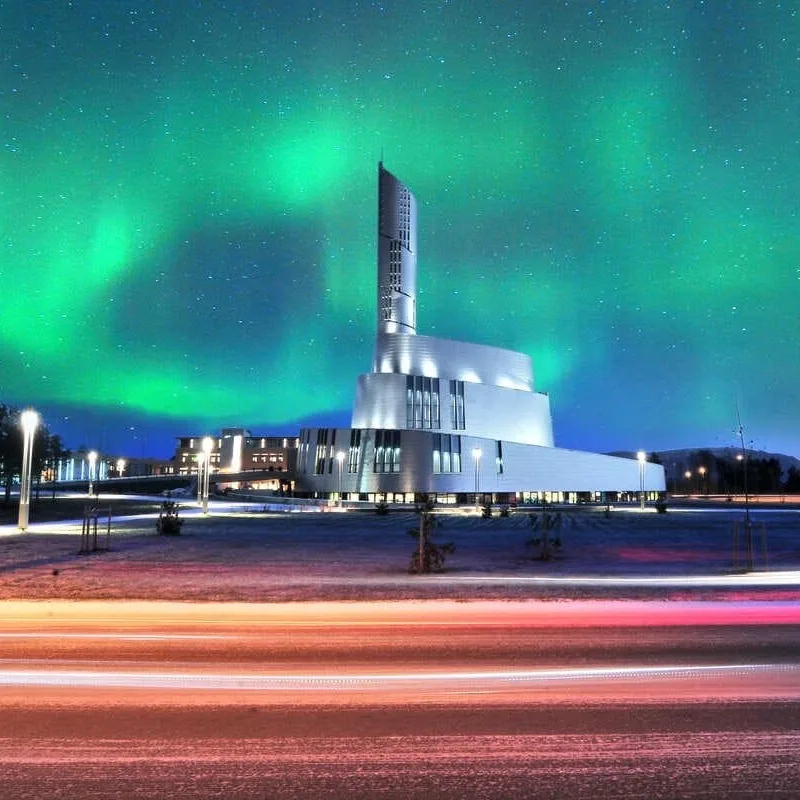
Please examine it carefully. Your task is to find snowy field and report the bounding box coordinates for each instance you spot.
[1,499,799,602]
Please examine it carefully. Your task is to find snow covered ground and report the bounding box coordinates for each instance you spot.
[0,499,798,602]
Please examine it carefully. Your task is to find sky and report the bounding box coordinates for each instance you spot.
[1,0,798,460]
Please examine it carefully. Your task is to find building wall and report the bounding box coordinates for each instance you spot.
[371,332,534,391]
[174,432,297,476]
[352,373,553,447]
[296,427,665,496]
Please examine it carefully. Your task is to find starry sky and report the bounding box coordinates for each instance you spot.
[2,1,798,459]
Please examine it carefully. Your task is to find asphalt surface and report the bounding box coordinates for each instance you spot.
[1,600,799,798]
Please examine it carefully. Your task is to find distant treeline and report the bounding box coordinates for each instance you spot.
[653,449,800,494]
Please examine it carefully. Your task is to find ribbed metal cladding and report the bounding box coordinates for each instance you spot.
[371,332,535,392]
[377,162,417,336]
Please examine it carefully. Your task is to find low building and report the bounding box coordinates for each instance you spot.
[173,429,298,491]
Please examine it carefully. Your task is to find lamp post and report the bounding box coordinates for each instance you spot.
[684,470,692,496]
[736,453,744,496]
[18,409,38,531]
[116,458,126,478]
[472,447,482,507]
[87,450,98,497]
[636,451,646,510]
[200,436,213,514]
[196,446,204,506]
[336,451,345,507]
[736,424,753,571]
[698,465,707,496]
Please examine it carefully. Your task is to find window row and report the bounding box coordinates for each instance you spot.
[406,375,440,429]
[300,431,503,477]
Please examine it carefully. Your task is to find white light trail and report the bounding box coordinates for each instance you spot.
[0,663,794,690]
[442,571,800,587]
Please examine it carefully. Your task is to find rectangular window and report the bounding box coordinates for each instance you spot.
[374,430,401,473]
[406,375,441,430]
[314,428,329,475]
[496,440,504,474]
[452,435,461,473]
[433,434,462,474]
[449,381,465,429]
[348,429,361,473]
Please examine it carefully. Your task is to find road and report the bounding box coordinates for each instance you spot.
[1,600,799,798]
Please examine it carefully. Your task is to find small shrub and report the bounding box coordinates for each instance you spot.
[481,502,493,518]
[375,501,389,515]
[156,501,183,535]
[499,505,511,518]
[654,498,668,514]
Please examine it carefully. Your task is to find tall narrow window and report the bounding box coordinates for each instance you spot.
[314,429,329,475]
[496,440,504,475]
[449,380,465,429]
[433,434,462,474]
[406,376,440,429]
[348,430,362,473]
[374,430,401,473]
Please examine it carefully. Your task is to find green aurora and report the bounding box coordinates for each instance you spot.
[1,1,798,456]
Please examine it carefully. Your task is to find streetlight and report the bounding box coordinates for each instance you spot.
[698,465,707,496]
[116,458,126,478]
[736,453,744,496]
[200,436,213,514]
[472,447,482,507]
[336,451,345,507]
[637,451,646,510]
[87,450,98,497]
[18,409,38,531]
[685,471,692,496]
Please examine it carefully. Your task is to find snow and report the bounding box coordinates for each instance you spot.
[0,499,798,602]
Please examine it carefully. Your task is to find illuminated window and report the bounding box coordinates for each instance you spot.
[449,380,465,429]
[406,375,440,429]
[496,441,504,474]
[433,434,462,474]
[314,428,330,475]
[348,429,362,473]
[374,430,401,473]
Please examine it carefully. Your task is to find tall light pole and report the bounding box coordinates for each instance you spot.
[736,453,744,496]
[116,458,126,478]
[200,436,213,514]
[472,447,482,507]
[18,409,38,531]
[698,465,707,496]
[736,414,753,572]
[685,470,692,496]
[637,451,646,510]
[196,445,204,506]
[87,450,98,497]
[336,451,345,507]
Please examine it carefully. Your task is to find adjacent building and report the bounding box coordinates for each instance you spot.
[295,163,665,504]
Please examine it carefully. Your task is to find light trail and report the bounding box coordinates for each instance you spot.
[0,663,795,690]
[0,633,230,641]
[3,599,800,627]
[442,571,800,586]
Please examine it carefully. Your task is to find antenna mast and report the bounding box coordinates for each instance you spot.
[735,399,753,571]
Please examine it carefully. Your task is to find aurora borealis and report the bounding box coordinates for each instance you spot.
[2,1,798,458]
